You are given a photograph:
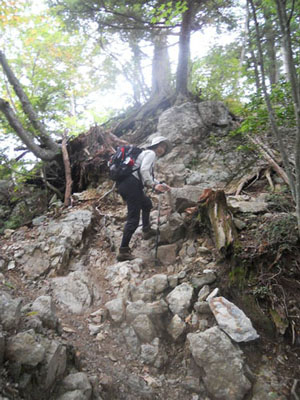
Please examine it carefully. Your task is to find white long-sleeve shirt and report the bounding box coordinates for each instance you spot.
[132,149,160,188]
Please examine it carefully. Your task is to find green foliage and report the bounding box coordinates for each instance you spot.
[150,1,188,25]
[266,190,294,213]
[190,43,246,112]
[236,80,295,137]
[258,214,298,253]
[252,285,271,299]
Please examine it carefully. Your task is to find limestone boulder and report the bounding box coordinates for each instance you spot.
[187,327,251,400]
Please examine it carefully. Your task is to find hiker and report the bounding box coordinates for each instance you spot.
[116,136,171,262]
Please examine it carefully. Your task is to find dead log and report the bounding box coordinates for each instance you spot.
[62,134,73,206]
[198,189,237,255]
[247,135,290,186]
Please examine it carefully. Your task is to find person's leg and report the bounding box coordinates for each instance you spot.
[120,193,141,247]
[141,193,157,239]
[117,177,143,260]
[141,193,152,229]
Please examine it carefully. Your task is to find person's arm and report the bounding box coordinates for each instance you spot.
[139,150,157,187]
[140,151,170,193]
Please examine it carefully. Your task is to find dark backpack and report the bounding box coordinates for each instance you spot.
[108,145,143,181]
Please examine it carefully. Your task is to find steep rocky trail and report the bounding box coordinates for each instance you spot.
[1,184,299,400]
[1,100,300,399]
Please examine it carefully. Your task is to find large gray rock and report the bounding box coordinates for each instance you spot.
[227,196,268,214]
[51,271,94,314]
[132,314,157,343]
[167,187,204,213]
[6,329,45,367]
[18,209,93,278]
[126,299,168,324]
[131,274,168,301]
[58,372,92,400]
[166,283,194,318]
[167,314,186,340]
[140,338,168,368]
[0,291,22,330]
[31,295,58,329]
[159,212,186,243]
[209,296,259,342]
[198,101,231,127]
[42,339,67,390]
[156,102,206,145]
[187,327,251,400]
[105,297,126,323]
[105,259,143,291]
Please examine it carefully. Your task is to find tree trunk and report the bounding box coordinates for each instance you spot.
[176,0,195,97]
[246,1,261,92]
[0,51,60,155]
[262,7,279,85]
[248,0,296,201]
[62,135,73,206]
[151,30,172,98]
[274,0,300,233]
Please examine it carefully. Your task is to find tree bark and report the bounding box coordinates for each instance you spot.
[176,0,195,97]
[62,134,73,206]
[0,98,58,161]
[262,6,279,85]
[151,30,172,98]
[0,51,60,154]
[274,0,300,233]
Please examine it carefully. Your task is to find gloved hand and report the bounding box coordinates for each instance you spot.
[154,183,171,193]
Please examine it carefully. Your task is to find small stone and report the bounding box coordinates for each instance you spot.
[167,315,186,340]
[198,285,210,301]
[168,274,179,288]
[95,332,105,342]
[7,261,16,270]
[166,283,194,318]
[191,272,216,289]
[206,287,219,301]
[178,271,186,279]
[4,229,14,238]
[198,246,210,254]
[198,319,208,331]
[194,301,211,314]
[88,324,102,336]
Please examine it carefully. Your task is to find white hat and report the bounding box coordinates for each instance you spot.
[147,135,172,153]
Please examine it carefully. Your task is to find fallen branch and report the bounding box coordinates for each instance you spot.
[62,133,73,207]
[247,134,290,187]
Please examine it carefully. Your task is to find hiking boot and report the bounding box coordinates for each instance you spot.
[117,247,135,262]
[142,225,156,240]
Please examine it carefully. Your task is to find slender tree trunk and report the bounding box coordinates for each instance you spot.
[248,0,296,201]
[275,0,300,233]
[62,134,73,206]
[0,51,60,154]
[246,1,261,92]
[151,30,172,98]
[176,0,195,97]
[262,7,278,85]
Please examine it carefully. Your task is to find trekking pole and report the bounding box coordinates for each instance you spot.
[154,193,161,266]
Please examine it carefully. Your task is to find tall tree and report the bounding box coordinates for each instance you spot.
[274,0,300,232]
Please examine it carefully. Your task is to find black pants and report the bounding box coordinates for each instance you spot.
[117,175,152,248]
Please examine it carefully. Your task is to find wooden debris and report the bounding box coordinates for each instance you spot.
[198,189,237,255]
